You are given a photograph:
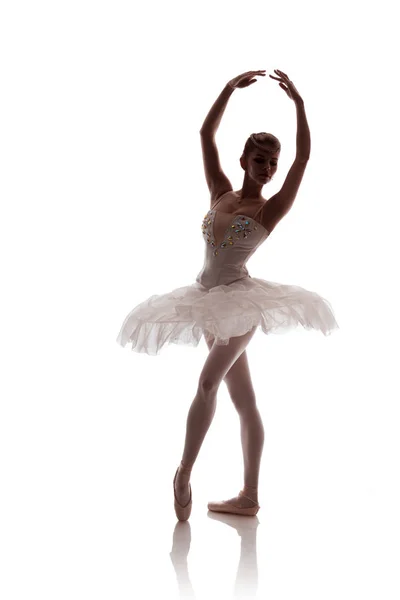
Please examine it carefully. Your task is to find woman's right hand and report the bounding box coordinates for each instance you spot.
[227,70,266,89]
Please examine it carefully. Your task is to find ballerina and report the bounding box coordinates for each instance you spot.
[116,68,339,520]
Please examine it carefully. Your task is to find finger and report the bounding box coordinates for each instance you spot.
[269,75,281,81]
[276,69,288,78]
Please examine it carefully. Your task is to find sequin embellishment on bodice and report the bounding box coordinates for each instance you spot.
[201,209,260,257]
[196,204,270,289]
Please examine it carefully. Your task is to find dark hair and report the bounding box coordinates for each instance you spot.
[241,132,281,162]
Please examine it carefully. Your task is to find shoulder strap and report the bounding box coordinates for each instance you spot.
[253,201,265,224]
[212,190,231,210]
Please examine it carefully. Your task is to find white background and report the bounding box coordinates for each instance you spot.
[1,1,399,598]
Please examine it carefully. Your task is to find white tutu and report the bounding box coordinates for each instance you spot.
[116,276,339,356]
[117,197,339,355]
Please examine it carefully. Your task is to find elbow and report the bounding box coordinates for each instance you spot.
[297,154,310,163]
[200,127,215,137]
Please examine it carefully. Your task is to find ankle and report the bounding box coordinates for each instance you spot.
[179,460,193,476]
[243,484,258,499]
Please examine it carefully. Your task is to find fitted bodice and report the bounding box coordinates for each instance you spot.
[196,193,270,289]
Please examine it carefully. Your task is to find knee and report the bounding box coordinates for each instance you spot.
[198,377,218,394]
[230,391,257,413]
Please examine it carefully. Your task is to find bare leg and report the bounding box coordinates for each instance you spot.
[205,339,265,509]
[174,385,217,506]
[238,405,265,500]
[225,405,264,507]
[175,327,258,507]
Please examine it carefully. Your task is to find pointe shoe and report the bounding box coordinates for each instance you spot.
[208,490,260,516]
[173,467,192,521]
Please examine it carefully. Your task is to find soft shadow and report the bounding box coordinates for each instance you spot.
[207,511,260,598]
[169,513,260,599]
[169,522,196,599]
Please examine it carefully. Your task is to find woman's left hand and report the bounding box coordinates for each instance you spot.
[269,69,303,103]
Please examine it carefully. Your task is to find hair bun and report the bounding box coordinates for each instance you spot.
[250,133,280,152]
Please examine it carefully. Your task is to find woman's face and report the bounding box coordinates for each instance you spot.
[249,149,280,183]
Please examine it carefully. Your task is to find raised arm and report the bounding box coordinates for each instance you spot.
[200,84,234,137]
[200,71,266,197]
[262,70,311,233]
[200,84,234,196]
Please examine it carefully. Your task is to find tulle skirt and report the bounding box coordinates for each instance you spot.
[116,276,339,356]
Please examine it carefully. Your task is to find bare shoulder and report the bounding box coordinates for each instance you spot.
[209,176,233,209]
[259,194,284,234]
[261,158,309,233]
